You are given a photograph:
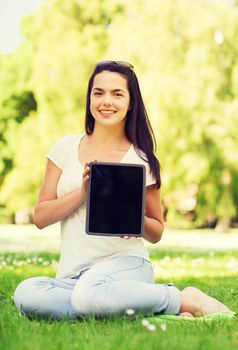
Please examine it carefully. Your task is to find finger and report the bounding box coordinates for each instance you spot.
[83,167,90,176]
[82,165,90,176]
[120,235,130,240]
[82,173,90,185]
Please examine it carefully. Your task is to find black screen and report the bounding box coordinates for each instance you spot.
[87,163,145,235]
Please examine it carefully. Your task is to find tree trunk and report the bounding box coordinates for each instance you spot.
[215,217,230,233]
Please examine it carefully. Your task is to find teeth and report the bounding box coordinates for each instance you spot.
[100,110,114,113]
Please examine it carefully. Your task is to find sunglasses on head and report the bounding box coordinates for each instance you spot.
[96,60,134,70]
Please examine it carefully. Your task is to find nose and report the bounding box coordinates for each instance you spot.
[102,94,112,106]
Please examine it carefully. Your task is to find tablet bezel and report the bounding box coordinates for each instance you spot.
[85,162,145,237]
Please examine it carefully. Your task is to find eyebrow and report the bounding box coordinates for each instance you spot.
[92,87,126,93]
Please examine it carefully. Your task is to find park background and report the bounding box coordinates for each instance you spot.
[1,0,238,232]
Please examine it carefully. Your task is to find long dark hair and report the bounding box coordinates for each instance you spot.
[84,61,161,188]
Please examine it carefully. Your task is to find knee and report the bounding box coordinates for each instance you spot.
[14,278,34,310]
[14,277,48,317]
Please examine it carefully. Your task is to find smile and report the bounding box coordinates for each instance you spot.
[99,110,116,116]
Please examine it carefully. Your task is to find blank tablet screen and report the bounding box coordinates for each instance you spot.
[86,162,145,236]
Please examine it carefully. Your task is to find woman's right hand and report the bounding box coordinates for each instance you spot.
[81,162,90,202]
[34,160,92,229]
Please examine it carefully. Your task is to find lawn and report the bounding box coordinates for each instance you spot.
[0,231,238,350]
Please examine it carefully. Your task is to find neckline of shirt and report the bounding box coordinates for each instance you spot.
[76,134,133,168]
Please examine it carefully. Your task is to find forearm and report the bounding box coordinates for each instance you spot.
[143,216,164,244]
[34,188,86,229]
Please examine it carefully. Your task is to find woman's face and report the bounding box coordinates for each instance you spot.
[90,70,131,129]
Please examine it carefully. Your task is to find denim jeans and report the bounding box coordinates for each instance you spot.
[14,256,181,320]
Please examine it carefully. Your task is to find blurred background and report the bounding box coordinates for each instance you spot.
[0,0,238,233]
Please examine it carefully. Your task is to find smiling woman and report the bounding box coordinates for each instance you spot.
[13,60,231,320]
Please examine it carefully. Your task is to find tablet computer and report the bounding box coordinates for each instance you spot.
[86,162,145,236]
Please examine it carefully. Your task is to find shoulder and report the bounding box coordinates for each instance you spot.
[46,134,83,169]
[52,134,83,147]
[49,134,84,153]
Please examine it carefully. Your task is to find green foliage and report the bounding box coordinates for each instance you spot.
[106,0,238,226]
[0,75,36,187]
[1,0,238,227]
[0,14,38,194]
[0,0,124,220]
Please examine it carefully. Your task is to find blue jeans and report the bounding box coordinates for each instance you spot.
[14,256,181,320]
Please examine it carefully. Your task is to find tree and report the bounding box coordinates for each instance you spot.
[0,14,38,182]
[105,0,238,229]
[2,0,238,229]
[0,0,124,221]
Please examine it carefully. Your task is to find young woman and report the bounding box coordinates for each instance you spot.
[14,61,230,320]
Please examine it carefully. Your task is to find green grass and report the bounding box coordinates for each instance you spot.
[0,250,238,350]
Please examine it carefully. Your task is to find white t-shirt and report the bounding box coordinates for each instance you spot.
[47,134,156,279]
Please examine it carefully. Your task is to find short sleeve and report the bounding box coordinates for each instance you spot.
[46,136,71,169]
[145,162,156,187]
[133,148,157,187]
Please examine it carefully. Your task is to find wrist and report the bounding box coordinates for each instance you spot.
[78,186,87,205]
